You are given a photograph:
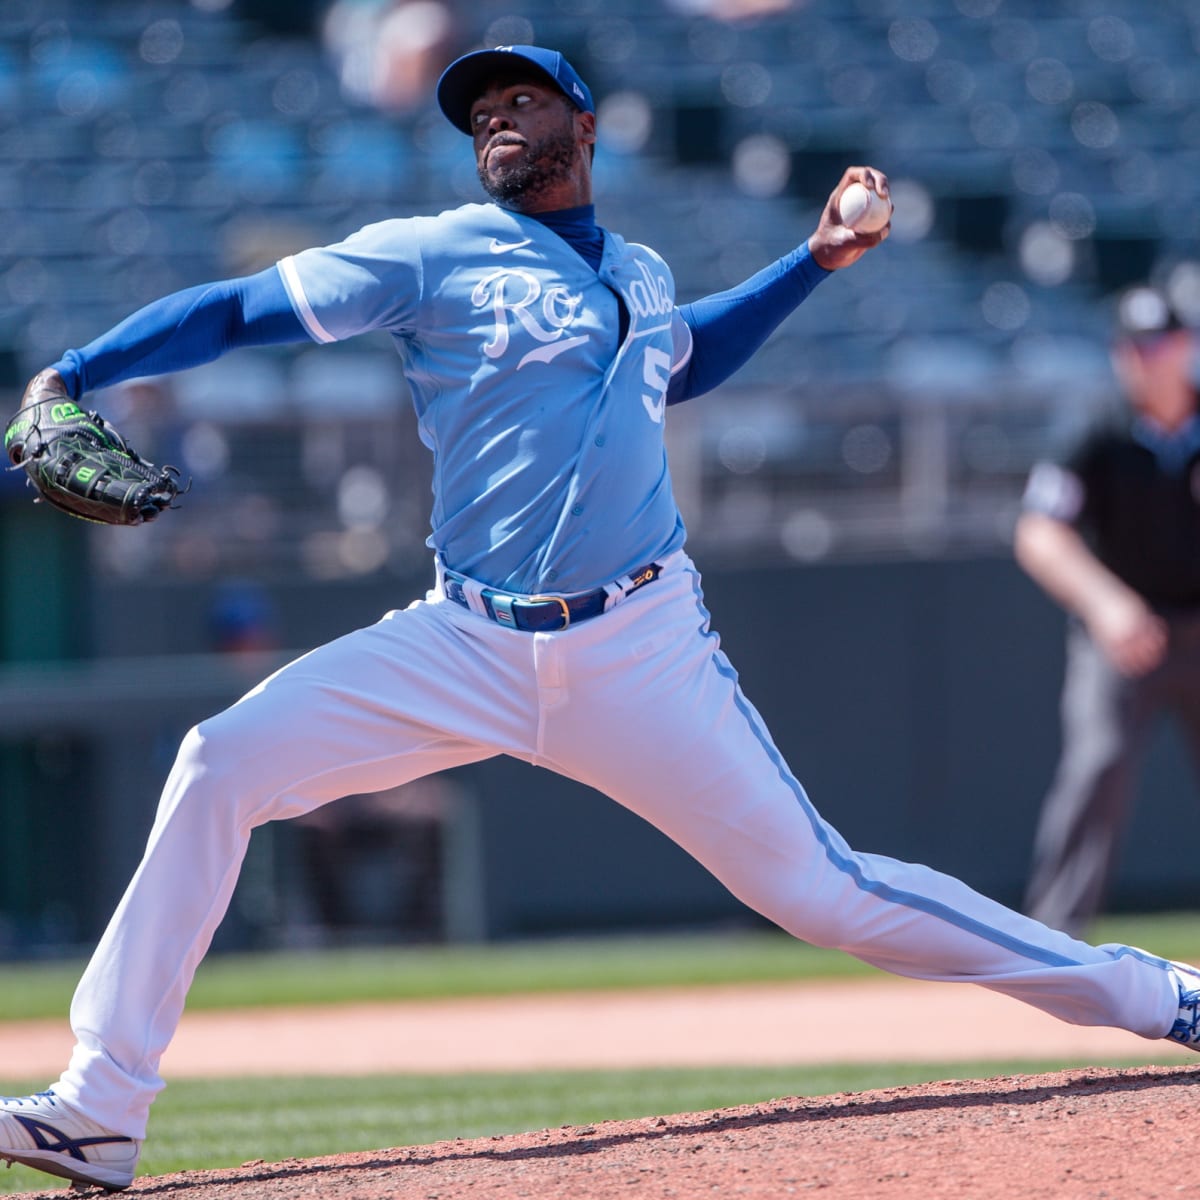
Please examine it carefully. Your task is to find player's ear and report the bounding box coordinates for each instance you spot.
[576,109,597,148]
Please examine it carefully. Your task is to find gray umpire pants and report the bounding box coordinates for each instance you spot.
[1024,612,1200,936]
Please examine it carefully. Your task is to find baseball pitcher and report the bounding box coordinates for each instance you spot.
[2,45,1199,1193]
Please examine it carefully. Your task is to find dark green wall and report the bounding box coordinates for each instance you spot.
[0,504,98,950]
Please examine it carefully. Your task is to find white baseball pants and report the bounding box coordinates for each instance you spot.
[56,554,1182,1138]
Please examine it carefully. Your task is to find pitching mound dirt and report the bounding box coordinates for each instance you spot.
[11,1064,1197,1199]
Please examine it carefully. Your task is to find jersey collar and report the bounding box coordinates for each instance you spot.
[1131,412,1200,474]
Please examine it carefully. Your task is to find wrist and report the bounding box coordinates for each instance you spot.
[799,238,835,278]
[48,350,83,400]
[21,368,69,410]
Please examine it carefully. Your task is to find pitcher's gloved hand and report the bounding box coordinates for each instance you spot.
[5,369,187,525]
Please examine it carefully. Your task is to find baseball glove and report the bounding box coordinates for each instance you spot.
[4,369,186,525]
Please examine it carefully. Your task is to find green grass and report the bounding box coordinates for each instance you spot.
[0,1057,1183,1194]
[1,911,1198,1021]
[0,930,866,1021]
[0,916,1196,1191]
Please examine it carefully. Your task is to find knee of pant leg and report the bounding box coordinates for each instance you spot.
[171,708,327,828]
[728,878,839,949]
[168,718,251,800]
[775,904,855,951]
[161,723,223,803]
[170,724,208,779]
[752,858,877,951]
[160,720,274,834]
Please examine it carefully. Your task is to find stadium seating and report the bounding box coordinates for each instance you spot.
[2,0,1197,569]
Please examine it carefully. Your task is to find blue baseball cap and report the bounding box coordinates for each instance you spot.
[437,45,594,135]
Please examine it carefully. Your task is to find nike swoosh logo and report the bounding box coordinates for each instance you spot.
[489,237,532,254]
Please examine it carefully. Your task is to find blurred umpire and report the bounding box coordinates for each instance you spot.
[1016,283,1200,936]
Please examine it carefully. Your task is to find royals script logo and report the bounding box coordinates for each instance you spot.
[624,259,673,322]
[472,268,587,369]
[471,255,677,423]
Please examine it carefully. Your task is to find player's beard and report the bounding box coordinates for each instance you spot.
[478,125,578,209]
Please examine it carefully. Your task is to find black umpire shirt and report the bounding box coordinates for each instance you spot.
[1022,411,1200,613]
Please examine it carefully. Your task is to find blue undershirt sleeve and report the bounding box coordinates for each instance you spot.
[50,265,309,400]
[667,240,831,405]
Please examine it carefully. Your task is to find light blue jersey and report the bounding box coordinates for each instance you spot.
[279,203,693,594]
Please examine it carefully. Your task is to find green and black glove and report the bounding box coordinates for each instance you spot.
[4,370,186,526]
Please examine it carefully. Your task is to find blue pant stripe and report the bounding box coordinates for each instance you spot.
[684,566,1082,972]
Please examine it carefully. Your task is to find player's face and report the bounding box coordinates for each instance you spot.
[470,77,593,212]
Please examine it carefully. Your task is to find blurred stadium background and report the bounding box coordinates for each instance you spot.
[1,0,1199,957]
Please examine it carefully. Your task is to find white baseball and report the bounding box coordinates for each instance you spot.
[838,182,892,233]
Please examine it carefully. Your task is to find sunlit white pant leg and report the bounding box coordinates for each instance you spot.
[55,598,534,1138]
[534,557,1180,1044]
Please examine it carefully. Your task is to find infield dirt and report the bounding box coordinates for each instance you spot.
[3,979,1197,1198]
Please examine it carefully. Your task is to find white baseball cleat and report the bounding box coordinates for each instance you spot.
[0,1091,139,1191]
[1166,962,1200,1050]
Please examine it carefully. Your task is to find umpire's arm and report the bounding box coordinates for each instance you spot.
[1015,508,1166,677]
